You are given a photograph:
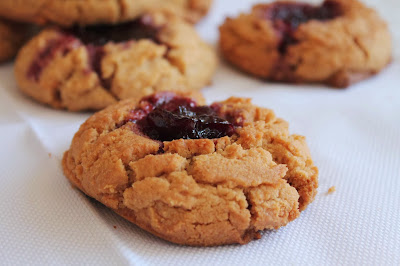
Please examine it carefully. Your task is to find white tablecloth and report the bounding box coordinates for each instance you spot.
[1,0,399,265]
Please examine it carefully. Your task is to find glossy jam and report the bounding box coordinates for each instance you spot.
[123,93,235,142]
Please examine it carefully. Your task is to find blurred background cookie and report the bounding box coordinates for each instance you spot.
[15,12,217,111]
[0,0,213,26]
[219,0,392,88]
[0,19,33,63]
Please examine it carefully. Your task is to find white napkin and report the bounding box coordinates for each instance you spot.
[1,0,399,265]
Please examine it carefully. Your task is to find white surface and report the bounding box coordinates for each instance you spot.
[1,0,400,265]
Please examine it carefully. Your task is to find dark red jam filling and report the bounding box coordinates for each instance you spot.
[27,15,161,82]
[261,0,342,53]
[121,93,236,142]
[67,15,161,46]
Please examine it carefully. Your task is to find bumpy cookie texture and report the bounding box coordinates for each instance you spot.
[62,92,318,246]
[0,0,213,26]
[219,0,392,88]
[0,19,31,63]
[15,12,217,111]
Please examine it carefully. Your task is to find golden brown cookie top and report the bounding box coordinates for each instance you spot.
[0,0,213,26]
[62,92,318,246]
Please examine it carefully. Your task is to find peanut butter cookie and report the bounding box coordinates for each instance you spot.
[0,0,212,26]
[219,0,391,87]
[62,91,318,246]
[15,12,217,111]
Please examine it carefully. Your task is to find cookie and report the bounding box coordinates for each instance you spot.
[15,12,217,111]
[0,19,31,63]
[0,0,212,26]
[219,0,392,88]
[62,91,318,246]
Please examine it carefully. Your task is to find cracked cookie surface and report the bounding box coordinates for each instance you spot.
[219,0,391,88]
[62,92,318,246]
[0,0,212,26]
[0,19,31,63]
[15,12,217,111]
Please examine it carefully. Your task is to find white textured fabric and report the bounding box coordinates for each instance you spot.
[0,0,399,265]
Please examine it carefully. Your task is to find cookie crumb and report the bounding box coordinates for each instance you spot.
[327,186,336,194]
[113,225,117,229]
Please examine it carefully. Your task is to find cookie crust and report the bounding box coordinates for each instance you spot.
[0,0,213,26]
[62,93,318,246]
[15,12,217,111]
[219,0,392,88]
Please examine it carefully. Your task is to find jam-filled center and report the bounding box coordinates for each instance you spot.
[259,1,343,53]
[27,15,161,82]
[68,15,160,46]
[265,1,342,30]
[123,93,236,142]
